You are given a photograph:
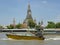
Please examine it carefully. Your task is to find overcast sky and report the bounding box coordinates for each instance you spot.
[0,0,60,26]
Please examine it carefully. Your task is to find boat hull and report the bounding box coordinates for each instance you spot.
[6,34,44,40]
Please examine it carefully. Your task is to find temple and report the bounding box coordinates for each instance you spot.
[23,2,33,24]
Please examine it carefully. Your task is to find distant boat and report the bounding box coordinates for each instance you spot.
[6,29,44,40]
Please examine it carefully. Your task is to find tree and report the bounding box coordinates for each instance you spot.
[35,25,40,29]
[16,23,22,29]
[0,25,4,29]
[56,22,60,28]
[46,21,56,28]
[28,19,36,28]
[7,24,14,29]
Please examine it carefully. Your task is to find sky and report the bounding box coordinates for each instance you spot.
[0,0,60,26]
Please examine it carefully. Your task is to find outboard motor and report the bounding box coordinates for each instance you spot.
[35,28,44,39]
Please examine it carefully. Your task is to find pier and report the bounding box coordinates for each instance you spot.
[44,29,60,35]
[0,29,60,34]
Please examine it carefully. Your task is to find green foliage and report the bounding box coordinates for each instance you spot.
[35,25,40,29]
[7,23,22,29]
[7,24,14,29]
[5,21,60,29]
[16,23,22,29]
[56,22,60,28]
[0,25,3,29]
[28,19,36,28]
[46,21,56,28]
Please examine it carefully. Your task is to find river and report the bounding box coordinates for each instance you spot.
[0,32,60,45]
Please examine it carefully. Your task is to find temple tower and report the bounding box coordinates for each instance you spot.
[23,2,33,24]
[13,18,16,28]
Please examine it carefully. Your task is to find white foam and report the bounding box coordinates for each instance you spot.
[0,38,9,40]
[0,38,14,40]
[8,38,14,40]
[45,38,60,41]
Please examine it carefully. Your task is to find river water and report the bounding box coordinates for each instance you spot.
[0,32,60,45]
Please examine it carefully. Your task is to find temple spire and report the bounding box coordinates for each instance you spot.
[13,18,16,28]
[23,1,33,23]
[28,1,30,10]
[26,1,33,20]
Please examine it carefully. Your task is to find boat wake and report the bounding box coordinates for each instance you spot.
[0,38,14,40]
[45,38,60,41]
